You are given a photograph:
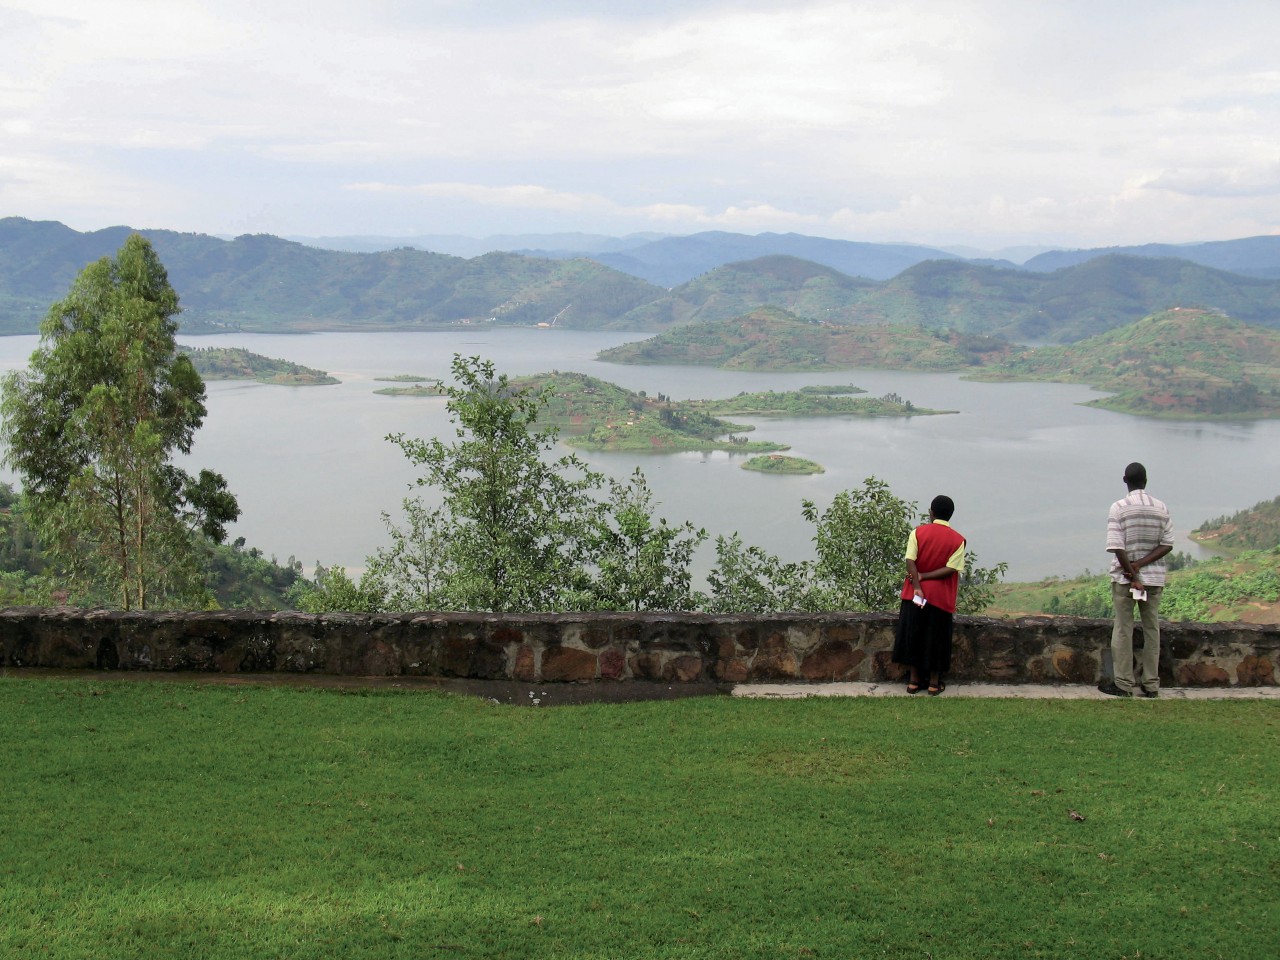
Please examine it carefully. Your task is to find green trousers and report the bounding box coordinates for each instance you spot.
[1110,581,1163,693]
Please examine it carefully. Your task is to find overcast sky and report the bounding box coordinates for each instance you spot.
[2,0,1278,251]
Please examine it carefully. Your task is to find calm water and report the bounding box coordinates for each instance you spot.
[3,328,1279,583]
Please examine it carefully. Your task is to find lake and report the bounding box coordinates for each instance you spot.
[3,328,1279,584]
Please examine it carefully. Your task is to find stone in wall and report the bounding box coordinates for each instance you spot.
[1237,655,1274,686]
[800,641,863,681]
[542,645,597,682]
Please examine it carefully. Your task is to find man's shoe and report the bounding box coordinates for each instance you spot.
[1139,688,1159,698]
[1097,680,1131,698]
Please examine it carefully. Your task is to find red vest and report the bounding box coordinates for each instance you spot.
[900,522,966,613]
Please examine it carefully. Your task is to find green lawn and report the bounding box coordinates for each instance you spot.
[2,678,1275,959]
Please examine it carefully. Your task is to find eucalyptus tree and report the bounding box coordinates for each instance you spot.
[0,235,238,609]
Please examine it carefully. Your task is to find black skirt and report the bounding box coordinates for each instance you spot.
[892,598,954,673]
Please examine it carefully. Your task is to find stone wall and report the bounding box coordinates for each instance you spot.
[1,607,1276,687]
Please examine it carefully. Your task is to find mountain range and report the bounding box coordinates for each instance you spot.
[290,228,1280,286]
[2,217,1279,342]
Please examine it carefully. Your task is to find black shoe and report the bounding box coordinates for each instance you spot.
[1139,688,1159,699]
[1097,681,1131,698]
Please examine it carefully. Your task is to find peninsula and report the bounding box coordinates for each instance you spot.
[968,308,1280,418]
[182,346,338,385]
[595,305,1020,371]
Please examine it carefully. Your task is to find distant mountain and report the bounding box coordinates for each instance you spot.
[1023,236,1280,279]
[857,255,1280,341]
[287,231,667,258]
[970,308,1280,418]
[0,218,665,334]
[6,218,1280,342]
[618,255,880,327]
[590,231,960,286]
[616,253,1280,342]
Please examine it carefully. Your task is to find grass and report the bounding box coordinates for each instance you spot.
[988,548,1280,623]
[1,678,1276,959]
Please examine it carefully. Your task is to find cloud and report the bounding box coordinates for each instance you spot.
[1141,164,1280,199]
[4,1,1280,245]
[347,181,605,212]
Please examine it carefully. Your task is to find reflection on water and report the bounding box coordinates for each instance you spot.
[2,328,1278,583]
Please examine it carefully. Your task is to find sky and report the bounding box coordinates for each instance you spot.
[2,0,1278,252]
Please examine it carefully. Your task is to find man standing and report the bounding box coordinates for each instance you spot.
[1100,462,1174,698]
[892,495,966,696]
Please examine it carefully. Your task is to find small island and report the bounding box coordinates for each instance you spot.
[740,455,825,475]
[182,346,338,385]
[372,374,447,396]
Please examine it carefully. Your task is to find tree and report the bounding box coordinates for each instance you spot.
[803,477,915,611]
[705,533,813,613]
[381,354,604,612]
[0,235,238,609]
[955,547,1009,616]
[707,477,1008,615]
[579,469,707,611]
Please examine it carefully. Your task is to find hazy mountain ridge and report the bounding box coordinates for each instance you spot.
[621,253,1280,342]
[0,218,667,334]
[590,230,962,286]
[1023,235,1280,278]
[4,218,1280,340]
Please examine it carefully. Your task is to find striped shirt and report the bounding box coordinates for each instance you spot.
[1106,489,1174,586]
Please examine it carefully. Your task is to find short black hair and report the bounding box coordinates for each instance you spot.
[1124,462,1147,487]
[930,495,955,521]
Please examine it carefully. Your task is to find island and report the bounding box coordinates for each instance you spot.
[486,371,946,454]
[373,375,447,397]
[740,455,825,475]
[695,387,953,418]
[510,371,787,453]
[182,346,338,385]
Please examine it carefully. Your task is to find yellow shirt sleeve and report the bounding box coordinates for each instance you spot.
[947,541,966,573]
[904,528,919,561]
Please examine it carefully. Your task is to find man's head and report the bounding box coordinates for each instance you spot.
[930,494,955,521]
[1123,462,1148,489]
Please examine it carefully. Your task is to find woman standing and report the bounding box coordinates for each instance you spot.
[892,495,967,696]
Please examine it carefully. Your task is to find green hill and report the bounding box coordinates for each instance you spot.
[0,218,666,334]
[598,305,1019,371]
[619,255,879,327]
[969,308,1280,418]
[1192,496,1280,553]
[620,254,1280,343]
